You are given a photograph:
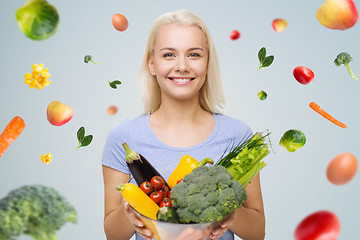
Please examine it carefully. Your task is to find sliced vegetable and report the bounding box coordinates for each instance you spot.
[117,183,159,220]
[309,102,347,128]
[216,132,270,187]
[279,129,306,152]
[293,66,314,85]
[167,155,213,189]
[156,206,179,223]
[257,47,274,70]
[0,116,26,159]
[122,142,169,188]
[16,0,59,40]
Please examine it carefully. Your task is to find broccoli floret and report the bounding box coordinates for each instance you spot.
[334,52,358,80]
[171,165,247,223]
[0,185,77,240]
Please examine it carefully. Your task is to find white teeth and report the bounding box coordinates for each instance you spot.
[172,78,191,83]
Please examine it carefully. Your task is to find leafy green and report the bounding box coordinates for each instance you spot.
[15,0,59,41]
[257,47,274,70]
[216,132,271,187]
[108,80,122,89]
[76,126,93,150]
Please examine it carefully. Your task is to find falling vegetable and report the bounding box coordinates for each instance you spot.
[230,30,240,40]
[76,127,93,150]
[293,66,315,85]
[334,52,358,80]
[309,102,347,128]
[15,0,59,40]
[84,55,99,65]
[279,129,306,152]
[257,90,267,100]
[0,116,25,159]
[108,80,122,89]
[257,47,274,70]
[24,64,52,89]
[40,153,53,164]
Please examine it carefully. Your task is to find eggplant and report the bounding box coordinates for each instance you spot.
[122,142,169,188]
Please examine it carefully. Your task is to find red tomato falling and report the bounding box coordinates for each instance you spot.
[293,66,315,85]
[107,106,117,115]
[294,210,341,240]
[230,30,240,40]
[112,13,129,31]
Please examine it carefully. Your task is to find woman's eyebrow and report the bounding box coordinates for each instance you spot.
[159,47,204,52]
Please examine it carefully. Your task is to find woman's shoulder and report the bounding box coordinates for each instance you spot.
[107,114,148,137]
[215,113,252,133]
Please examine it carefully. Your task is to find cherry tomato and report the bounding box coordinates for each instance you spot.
[150,191,164,204]
[160,197,172,207]
[167,190,172,198]
[176,178,183,184]
[140,181,154,195]
[294,210,340,240]
[151,176,165,190]
[230,30,240,40]
[158,185,170,197]
[112,13,129,32]
[293,66,314,85]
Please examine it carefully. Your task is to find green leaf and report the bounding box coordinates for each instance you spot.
[261,56,274,68]
[109,80,122,89]
[80,135,93,147]
[77,127,85,142]
[258,47,266,63]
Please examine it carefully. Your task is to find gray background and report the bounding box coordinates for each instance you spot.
[1,0,359,239]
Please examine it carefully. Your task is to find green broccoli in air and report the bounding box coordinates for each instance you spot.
[170,165,246,224]
[334,52,358,80]
[0,185,77,240]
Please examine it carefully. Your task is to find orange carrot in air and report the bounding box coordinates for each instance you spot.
[0,116,26,158]
[309,102,347,129]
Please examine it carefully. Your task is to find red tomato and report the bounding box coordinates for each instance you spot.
[230,30,240,40]
[151,176,165,190]
[293,66,314,85]
[167,190,172,198]
[294,210,341,240]
[160,197,172,207]
[150,191,164,204]
[112,13,129,32]
[140,181,154,195]
[158,185,170,197]
[176,178,183,184]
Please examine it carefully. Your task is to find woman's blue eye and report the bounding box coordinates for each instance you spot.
[164,53,174,57]
[189,53,200,57]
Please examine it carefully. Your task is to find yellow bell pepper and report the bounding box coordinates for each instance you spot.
[167,155,213,189]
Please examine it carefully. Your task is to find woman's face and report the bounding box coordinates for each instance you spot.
[149,23,209,102]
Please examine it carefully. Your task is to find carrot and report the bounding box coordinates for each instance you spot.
[309,102,347,129]
[0,116,26,158]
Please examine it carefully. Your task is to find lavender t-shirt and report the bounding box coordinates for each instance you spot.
[102,113,252,240]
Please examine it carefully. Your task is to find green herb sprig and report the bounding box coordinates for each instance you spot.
[76,127,93,150]
[108,80,122,89]
[257,47,274,70]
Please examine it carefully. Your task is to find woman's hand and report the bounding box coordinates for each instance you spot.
[208,213,234,240]
[123,200,153,240]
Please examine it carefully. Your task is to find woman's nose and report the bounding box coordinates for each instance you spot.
[175,56,189,72]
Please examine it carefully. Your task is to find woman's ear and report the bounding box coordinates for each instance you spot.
[148,57,156,76]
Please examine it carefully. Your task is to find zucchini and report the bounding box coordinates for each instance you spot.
[117,183,159,220]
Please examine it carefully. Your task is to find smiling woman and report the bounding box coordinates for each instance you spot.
[102,9,266,240]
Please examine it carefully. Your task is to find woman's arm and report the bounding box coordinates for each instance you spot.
[229,174,266,240]
[103,165,135,240]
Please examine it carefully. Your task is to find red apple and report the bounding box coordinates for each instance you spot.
[47,101,74,126]
[316,0,358,30]
[272,18,288,32]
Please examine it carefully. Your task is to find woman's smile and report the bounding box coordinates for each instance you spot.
[168,77,195,85]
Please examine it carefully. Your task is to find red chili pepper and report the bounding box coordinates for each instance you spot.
[293,66,314,85]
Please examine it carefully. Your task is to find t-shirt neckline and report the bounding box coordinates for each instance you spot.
[145,113,220,152]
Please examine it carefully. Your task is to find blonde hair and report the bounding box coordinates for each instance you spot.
[138,9,225,114]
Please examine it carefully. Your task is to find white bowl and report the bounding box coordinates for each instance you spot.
[133,208,234,240]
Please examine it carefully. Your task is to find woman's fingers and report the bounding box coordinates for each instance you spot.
[123,201,153,240]
[209,224,229,240]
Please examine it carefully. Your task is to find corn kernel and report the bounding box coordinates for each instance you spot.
[25,64,52,90]
[41,153,53,164]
